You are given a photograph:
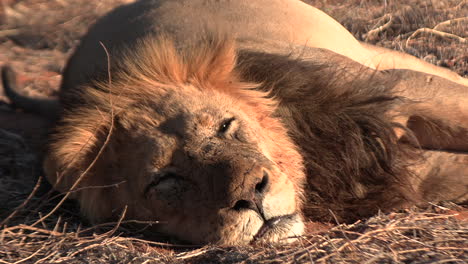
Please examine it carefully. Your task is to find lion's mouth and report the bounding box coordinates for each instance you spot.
[252,213,303,243]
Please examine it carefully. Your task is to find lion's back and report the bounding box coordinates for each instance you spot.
[60,0,347,97]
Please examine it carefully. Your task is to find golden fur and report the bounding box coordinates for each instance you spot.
[45,37,307,244]
[2,0,467,245]
[43,35,467,244]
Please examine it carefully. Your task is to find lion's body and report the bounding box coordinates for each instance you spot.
[61,0,468,93]
[2,0,467,245]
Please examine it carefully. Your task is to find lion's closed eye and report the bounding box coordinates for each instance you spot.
[144,169,184,198]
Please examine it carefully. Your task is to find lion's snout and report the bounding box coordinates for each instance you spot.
[230,167,269,214]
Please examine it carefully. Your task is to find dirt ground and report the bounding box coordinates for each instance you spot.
[0,0,467,263]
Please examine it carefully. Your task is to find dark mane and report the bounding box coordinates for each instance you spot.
[50,34,423,223]
[237,51,421,222]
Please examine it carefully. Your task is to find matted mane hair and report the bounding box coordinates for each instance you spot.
[49,34,284,195]
[53,33,420,223]
[78,35,277,115]
[235,50,421,222]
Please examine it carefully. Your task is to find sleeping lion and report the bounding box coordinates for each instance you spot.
[2,0,467,245]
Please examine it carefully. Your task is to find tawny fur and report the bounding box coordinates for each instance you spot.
[2,0,467,245]
[46,37,308,244]
[48,36,465,231]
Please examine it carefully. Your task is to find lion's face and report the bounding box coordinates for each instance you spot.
[124,88,305,245]
[45,37,306,245]
[49,85,305,245]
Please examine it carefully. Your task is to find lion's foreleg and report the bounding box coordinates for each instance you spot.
[409,149,468,203]
[391,70,468,152]
[361,42,468,87]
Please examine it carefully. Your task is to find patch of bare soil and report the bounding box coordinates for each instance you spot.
[0,0,467,263]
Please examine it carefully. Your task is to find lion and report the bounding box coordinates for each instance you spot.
[1,0,467,245]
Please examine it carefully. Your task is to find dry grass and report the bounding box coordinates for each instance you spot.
[1,190,467,264]
[0,0,467,263]
[305,0,467,77]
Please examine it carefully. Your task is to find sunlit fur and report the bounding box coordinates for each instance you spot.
[45,36,307,245]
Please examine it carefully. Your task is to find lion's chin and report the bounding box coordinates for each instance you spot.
[252,213,305,244]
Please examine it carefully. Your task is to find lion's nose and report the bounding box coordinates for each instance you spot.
[231,170,270,212]
[255,170,269,194]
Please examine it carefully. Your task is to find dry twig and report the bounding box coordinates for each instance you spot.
[406,28,467,48]
[433,17,468,31]
[364,14,393,41]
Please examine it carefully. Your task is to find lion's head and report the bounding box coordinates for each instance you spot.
[44,37,306,245]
